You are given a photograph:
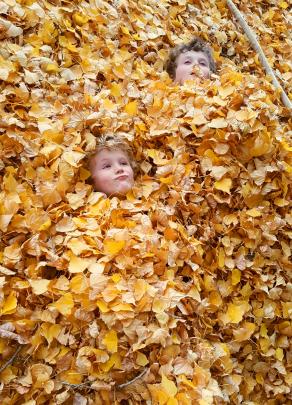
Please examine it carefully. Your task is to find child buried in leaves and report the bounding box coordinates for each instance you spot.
[88,134,136,197]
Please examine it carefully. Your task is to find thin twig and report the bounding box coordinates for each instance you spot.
[226,0,292,111]
[117,368,148,389]
[0,346,22,373]
[60,368,148,391]
[61,381,93,390]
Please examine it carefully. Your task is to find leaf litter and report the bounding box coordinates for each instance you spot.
[0,0,291,404]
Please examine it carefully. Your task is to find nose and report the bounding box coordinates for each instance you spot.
[115,163,124,174]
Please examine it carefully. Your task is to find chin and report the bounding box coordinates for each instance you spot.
[110,185,132,196]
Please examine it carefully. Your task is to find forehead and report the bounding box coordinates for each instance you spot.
[177,50,209,63]
[93,148,129,163]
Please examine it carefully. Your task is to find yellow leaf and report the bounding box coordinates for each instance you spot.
[96,300,110,313]
[38,218,52,231]
[208,117,228,128]
[111,273,121,283]
[1,292,17,315]
[152,297,169,313]
[103,98,116,111]
[279,1,288,8]
[219,85,235,98]
[176,393,192,405]
[233,322,255,342]
[68,254,92,273]
[155,390,169,405]
[110,83,122,98]
[102,330,118,353]
[260,324,268,338]
[209,291,222,307]
[167,399,178,405]
[44,63,59,73]
[245,132,271,158]
[59,370,83,385]
[72,12,88,25]
[218,247,225,268]
[79,167,91,181]
[54,293,74,316]
[274,198,289,207]
[110,303,133,312]
[134,279,148,301]
[104,239,125,255]
[231,269,241,286]
[275,348,284,361]
[41,323,62,344]
[62,151,85,167]
[136,352,149,366]
[100,352,121,372]
[214,178,232,193]
[256,373,264,385]
[246,208,262,217]
[70,274,88,294]
[29,279,50,295]
[161,374,177,397]
[192,111,208,125]
[124,100,137,116]
[226,302,249,324]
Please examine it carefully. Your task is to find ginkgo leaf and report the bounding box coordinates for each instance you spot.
[103,239,125,255]
[1,0,290,402]
[53,293,74,316]
[29,279,50,295]
[214,178,232,193]
[102,330,118,353]
[1,293,17,315]
[161,374,177,397]
[124,100,137,116]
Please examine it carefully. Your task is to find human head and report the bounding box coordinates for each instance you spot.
[88,135,135,196]
[165,37,216,84]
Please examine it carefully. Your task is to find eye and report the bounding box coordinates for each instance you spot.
[199,60,207,66]
[102,163,111,169]
[184,59,192,65]
[121,161,129,166]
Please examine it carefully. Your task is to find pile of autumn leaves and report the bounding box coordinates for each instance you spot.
[0,0,291,404]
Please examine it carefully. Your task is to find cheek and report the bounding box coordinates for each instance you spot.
[128,167,134,180]
[93,171,113,192]
[175,66,190,83]
[201,67,211,77]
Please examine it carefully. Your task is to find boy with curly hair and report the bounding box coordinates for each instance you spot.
[165,36,216,84]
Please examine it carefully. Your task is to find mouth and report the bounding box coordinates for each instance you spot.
[115,175,129,181]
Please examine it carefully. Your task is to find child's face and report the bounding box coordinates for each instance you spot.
[175,50,211,84]
[90,148,134,196]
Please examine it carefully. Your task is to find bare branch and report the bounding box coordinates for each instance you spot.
[0,346,22,373]
[61,381,93,390]
[60,368,148,392]
[117,368,148,389]
[227,0,292,111]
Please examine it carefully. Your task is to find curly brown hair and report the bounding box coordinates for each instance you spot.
[164,37,216,79]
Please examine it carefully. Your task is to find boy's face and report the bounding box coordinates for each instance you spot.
[90,148,134,196]
[175,50,211,84]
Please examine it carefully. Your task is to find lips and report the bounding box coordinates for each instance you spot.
[115,175,128,181]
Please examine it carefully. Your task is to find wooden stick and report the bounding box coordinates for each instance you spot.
[60,368,148,391]
[61,381,93,390]
[0,346,22,373]
[226,0,292,111]
[117,368,148,389]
